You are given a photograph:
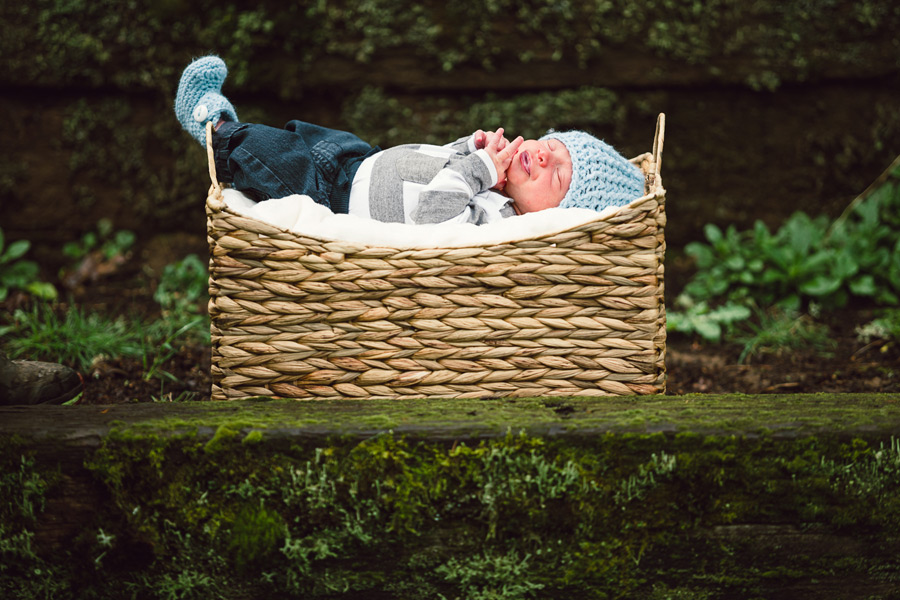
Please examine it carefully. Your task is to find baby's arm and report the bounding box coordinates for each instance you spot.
[411,130,522,224]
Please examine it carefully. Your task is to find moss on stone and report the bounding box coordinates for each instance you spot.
[204,424,240,454]
[80,393,900,441]
[3,394,900,597]
[241,429,264,445]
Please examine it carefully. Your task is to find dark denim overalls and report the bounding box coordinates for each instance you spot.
[212,121,381,214]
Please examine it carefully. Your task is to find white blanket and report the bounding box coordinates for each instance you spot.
[222,188,622,249]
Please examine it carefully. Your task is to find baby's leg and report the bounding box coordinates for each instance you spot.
[175,56,238,146]
[212,121,325,204]
[176,57,377,210]
[212,121,377,211]
[280,121,379,213]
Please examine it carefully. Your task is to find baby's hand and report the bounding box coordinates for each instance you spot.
[474,129,510,151]
[481,128,523,191]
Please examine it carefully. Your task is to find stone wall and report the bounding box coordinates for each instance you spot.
[2,395,900,598]
[2,0,899,254]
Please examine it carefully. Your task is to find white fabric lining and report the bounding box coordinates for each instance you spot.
[221,188,626,249]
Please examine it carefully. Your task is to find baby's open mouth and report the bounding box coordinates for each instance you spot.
[520,151,531,176]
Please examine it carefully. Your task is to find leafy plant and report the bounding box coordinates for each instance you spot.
[856,308,900,345]
[826,177,900,306]
[62,218,135,262]
[0,227,56,301]
[684,163,900,312]
[154,254,208,319]
[665,297,751,343]
[669,160,900,343]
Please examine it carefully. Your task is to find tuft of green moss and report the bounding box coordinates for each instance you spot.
[241,429,264,445]
[204,425,240,454]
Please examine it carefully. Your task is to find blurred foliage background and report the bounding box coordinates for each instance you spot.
[1,0,899,260]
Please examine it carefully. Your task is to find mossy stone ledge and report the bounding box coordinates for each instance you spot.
[2,394,900,599]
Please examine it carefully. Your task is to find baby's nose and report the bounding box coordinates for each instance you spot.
[537,149,548,166]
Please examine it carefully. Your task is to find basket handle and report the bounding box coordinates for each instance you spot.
[652,113,665,178]
[205,121,219,188]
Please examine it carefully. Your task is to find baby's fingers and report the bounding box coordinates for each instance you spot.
[474,130,487,149]
[498,136,524,162]
[486,128,506,150]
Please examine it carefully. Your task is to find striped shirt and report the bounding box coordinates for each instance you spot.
[348,134,516,225]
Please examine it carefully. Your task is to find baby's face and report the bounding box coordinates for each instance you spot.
[504,138,572,214]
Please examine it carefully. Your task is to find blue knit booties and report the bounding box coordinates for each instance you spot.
[174,55,238,145]
[541,130,645,212]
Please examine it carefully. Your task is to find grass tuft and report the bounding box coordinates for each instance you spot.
[735,308,835,364]
[1,303,208,381]
[2,304,143,371]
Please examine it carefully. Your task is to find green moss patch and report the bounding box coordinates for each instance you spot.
[65,392,900,440]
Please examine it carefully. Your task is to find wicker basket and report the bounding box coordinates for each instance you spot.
[205,114,667,400]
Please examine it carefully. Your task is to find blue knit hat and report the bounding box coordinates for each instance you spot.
[540,130,645,212]
[174,55,238,145]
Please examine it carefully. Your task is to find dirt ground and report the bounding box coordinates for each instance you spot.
[72,326,900,405]
[665,312,900,395]
[72,303,900,404]
[5,246,899,405]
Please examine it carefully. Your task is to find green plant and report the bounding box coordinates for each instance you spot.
[62,218,135,262]
[0,227,56,301]
[648,584,711,600]
[154,254,209,319]
[666,296,751,343]
[138,317,206,382]
[128,569,219,600]
[734,308,835,364]
[683,216,836,311]
[0,454,70,597]
[1,303,205,384]
[615,451,678,504]
[152,254,210,351]
[1,304,142,370]
[682,163,900,312]
[669,160,900,343]
[825,175,900,306]
[856,308,900,345]
[436,550,545,600]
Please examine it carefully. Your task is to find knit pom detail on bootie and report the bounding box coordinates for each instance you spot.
[540,130,645,213]
[174,55,238,145]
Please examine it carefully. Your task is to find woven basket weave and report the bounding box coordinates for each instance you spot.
[205,114,667,400]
